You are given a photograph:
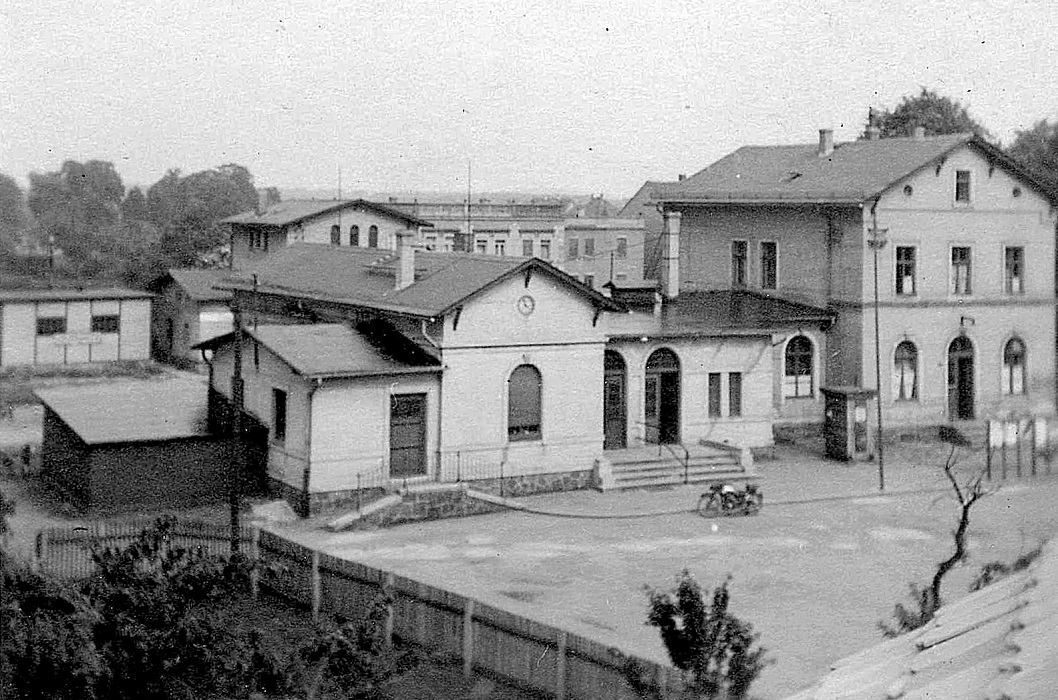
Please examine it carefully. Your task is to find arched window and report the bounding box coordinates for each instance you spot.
[784,335,814,398]
[330,225,341,245]
[1002,338,1027,395]
[368,225,379,248]
[893,341,918,401]
[349,225,360,246]
[508,364,542,441]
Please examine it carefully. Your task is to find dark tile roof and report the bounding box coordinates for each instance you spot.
[222,199,433,228]
[224,244,622,318]
[152,268,233,302]
[606,290,833,338]
[197,321,441,379]
[36,379,210,444]
[657,133,977,204]
[0,287,153,303]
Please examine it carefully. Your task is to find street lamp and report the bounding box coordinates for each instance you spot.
[868,218,888,491]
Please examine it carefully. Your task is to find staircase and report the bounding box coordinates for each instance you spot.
[601,442,751,491]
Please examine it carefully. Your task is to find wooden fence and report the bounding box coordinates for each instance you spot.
[34,521,684,699]
[985,417,1055,480]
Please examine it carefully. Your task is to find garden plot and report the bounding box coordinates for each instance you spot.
[281,480,1058,699]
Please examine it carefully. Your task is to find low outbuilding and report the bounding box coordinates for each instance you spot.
[35,379,235,512]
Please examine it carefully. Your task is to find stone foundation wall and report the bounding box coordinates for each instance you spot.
[462,469,596,498]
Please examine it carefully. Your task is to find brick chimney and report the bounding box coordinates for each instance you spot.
[818,129,834,157]
[659,210,681,299]
[395,231,416,290]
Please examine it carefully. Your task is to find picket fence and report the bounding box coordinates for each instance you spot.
[34,521,684,700]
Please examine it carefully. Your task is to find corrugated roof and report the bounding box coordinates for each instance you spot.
[222,199,434,228]
[605,290,832,338]
[198,322,441,379]
[0,287,153,303]
[657,133,975,204]
[784,539,1058,700]
[35,379,211,444]
[155,268,233,302]
[223,244,621,318]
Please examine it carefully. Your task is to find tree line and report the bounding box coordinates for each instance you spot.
[0,161,280,289]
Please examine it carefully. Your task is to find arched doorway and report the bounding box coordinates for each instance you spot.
[947,336,975,420]
[603,350,627,449]
[645,348,680,444]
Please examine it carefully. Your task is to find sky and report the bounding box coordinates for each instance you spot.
[2,0,1056,199]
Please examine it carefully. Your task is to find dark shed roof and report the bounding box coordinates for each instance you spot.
[222,199,434,228]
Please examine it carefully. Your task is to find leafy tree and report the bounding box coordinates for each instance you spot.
[863,88,991,140]
[645,570,769,699]
[121,186,149,222]
[0,173,28,250]
[1008,118,1058,193]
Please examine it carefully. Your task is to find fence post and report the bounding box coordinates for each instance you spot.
[462,598,475,678]
[384,572,395,647]
[1016,420,1023,478]
[250,527,260,599]
[555,630,568,700]
[311,550,321,622]
[1031,420,1038,477]
[34,530,46,572]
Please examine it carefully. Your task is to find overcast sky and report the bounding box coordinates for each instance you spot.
[2,0,1055,199]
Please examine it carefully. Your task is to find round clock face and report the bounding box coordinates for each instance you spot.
[517,294,536,316]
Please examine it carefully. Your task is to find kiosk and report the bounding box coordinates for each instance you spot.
[821,386,877,461]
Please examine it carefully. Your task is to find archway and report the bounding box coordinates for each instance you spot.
[947,336,975,420]
[645,348,681,444]
[603,350,627,449]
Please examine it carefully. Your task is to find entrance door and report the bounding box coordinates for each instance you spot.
[390,394,427,478]
[645,348,681,444]
[603,350,627,449]
[947,337,975,420]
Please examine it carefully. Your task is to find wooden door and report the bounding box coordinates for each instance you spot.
[390,394,427,478]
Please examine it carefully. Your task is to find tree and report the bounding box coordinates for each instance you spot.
[863,88,991,140]
[645,570,769,699]
[0,173,28,250]
[880,447,989,636]
[1008,118,1058,194]
[121,186,149,223]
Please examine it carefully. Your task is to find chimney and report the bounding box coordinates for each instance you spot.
[818,129,834,157]
[678,173,686,181]
[866,125,881,140]
[395,231,416,290]
[912,125,926,140]
[659,210,681,299]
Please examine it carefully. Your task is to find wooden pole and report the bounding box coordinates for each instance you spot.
[462,599,475,678]
[555,630,568,700]
[311,550,321,622]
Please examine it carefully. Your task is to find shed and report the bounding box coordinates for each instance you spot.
[35,379,234,512]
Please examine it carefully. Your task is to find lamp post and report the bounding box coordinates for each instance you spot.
[868,219,888,492]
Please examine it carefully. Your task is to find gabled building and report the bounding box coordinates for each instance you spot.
[148,268,233,364]
[655,130,1058,425]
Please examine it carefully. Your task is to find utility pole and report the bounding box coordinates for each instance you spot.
[229,301,244,553]
[868,209,889,492]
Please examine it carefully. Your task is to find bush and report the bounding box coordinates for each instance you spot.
[645,570,769,699]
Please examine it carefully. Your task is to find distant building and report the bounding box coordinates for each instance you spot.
[148,269,234,364]
[0,288,151,368]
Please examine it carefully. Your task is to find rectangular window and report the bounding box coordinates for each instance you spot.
[615,273,627,281]
[567,237,579,260]
[36,317,66,336]
[583,238,595,257]
[760,241,777,290]
[540,240,551,260]
[583,274,595,288]
[615,237,627,259]
[475,241,487,254]
[895,246,916,295]
[494,240,506,256]
[708,373,722,418]
[522,239,534,257]
[955,170,971,203]
[91,315,120,333]
[731,240,747,288]
[1005,246,1024,294]
[272,388,287,444]
[728,373,742,417]
[951,247,972,295]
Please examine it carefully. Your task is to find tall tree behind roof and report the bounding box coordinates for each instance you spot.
[0,172,28,250]
[862,88,991,140]
[1008,118,1058,194]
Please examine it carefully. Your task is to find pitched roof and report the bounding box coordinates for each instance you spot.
[655,133,1056,205]
[222,199,434,228]
[617,180,670,217]
[196,321,441,379]
[151,268,233,302]
[0,287,153,303]
[35,379,211,444]
[785,539,1058,700]
[605,290,833,339]
[222,244,622,318]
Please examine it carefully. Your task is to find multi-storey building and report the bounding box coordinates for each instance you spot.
[654,129,1058,425]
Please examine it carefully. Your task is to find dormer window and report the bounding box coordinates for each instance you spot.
[955,170,971,203]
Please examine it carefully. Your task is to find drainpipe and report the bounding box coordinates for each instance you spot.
[303,376,323,517]
[422,318,443,481]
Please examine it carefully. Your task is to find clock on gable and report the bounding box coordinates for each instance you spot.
[517,294,535,316]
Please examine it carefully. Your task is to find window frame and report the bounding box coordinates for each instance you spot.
[36,316,67,336]
[615,237,628,259]
[708,372,722,418]
[368,225,379,248]
[893,340,919,401]
[583,274,595,288]
[494,240,506,256]
[950,246,972,295]
[349,225,360,246]
[731,240,748,288]
[272,388,287,445]
[895,245,917,296]
[507,364,542,442]
[1002,337,1027,395]
[728,372,743,417]
[567,237,579,260]
[783,335,815,398]
[539,240,551,260]
[1004,246,1025,295]
[91,315,120,334]
[955,170,972,204]
[759,240,777,290]
[330,225,341,245]
[522,239,534,257]
[583,237,595,258]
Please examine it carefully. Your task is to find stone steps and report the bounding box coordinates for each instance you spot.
[607,446,748,490]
